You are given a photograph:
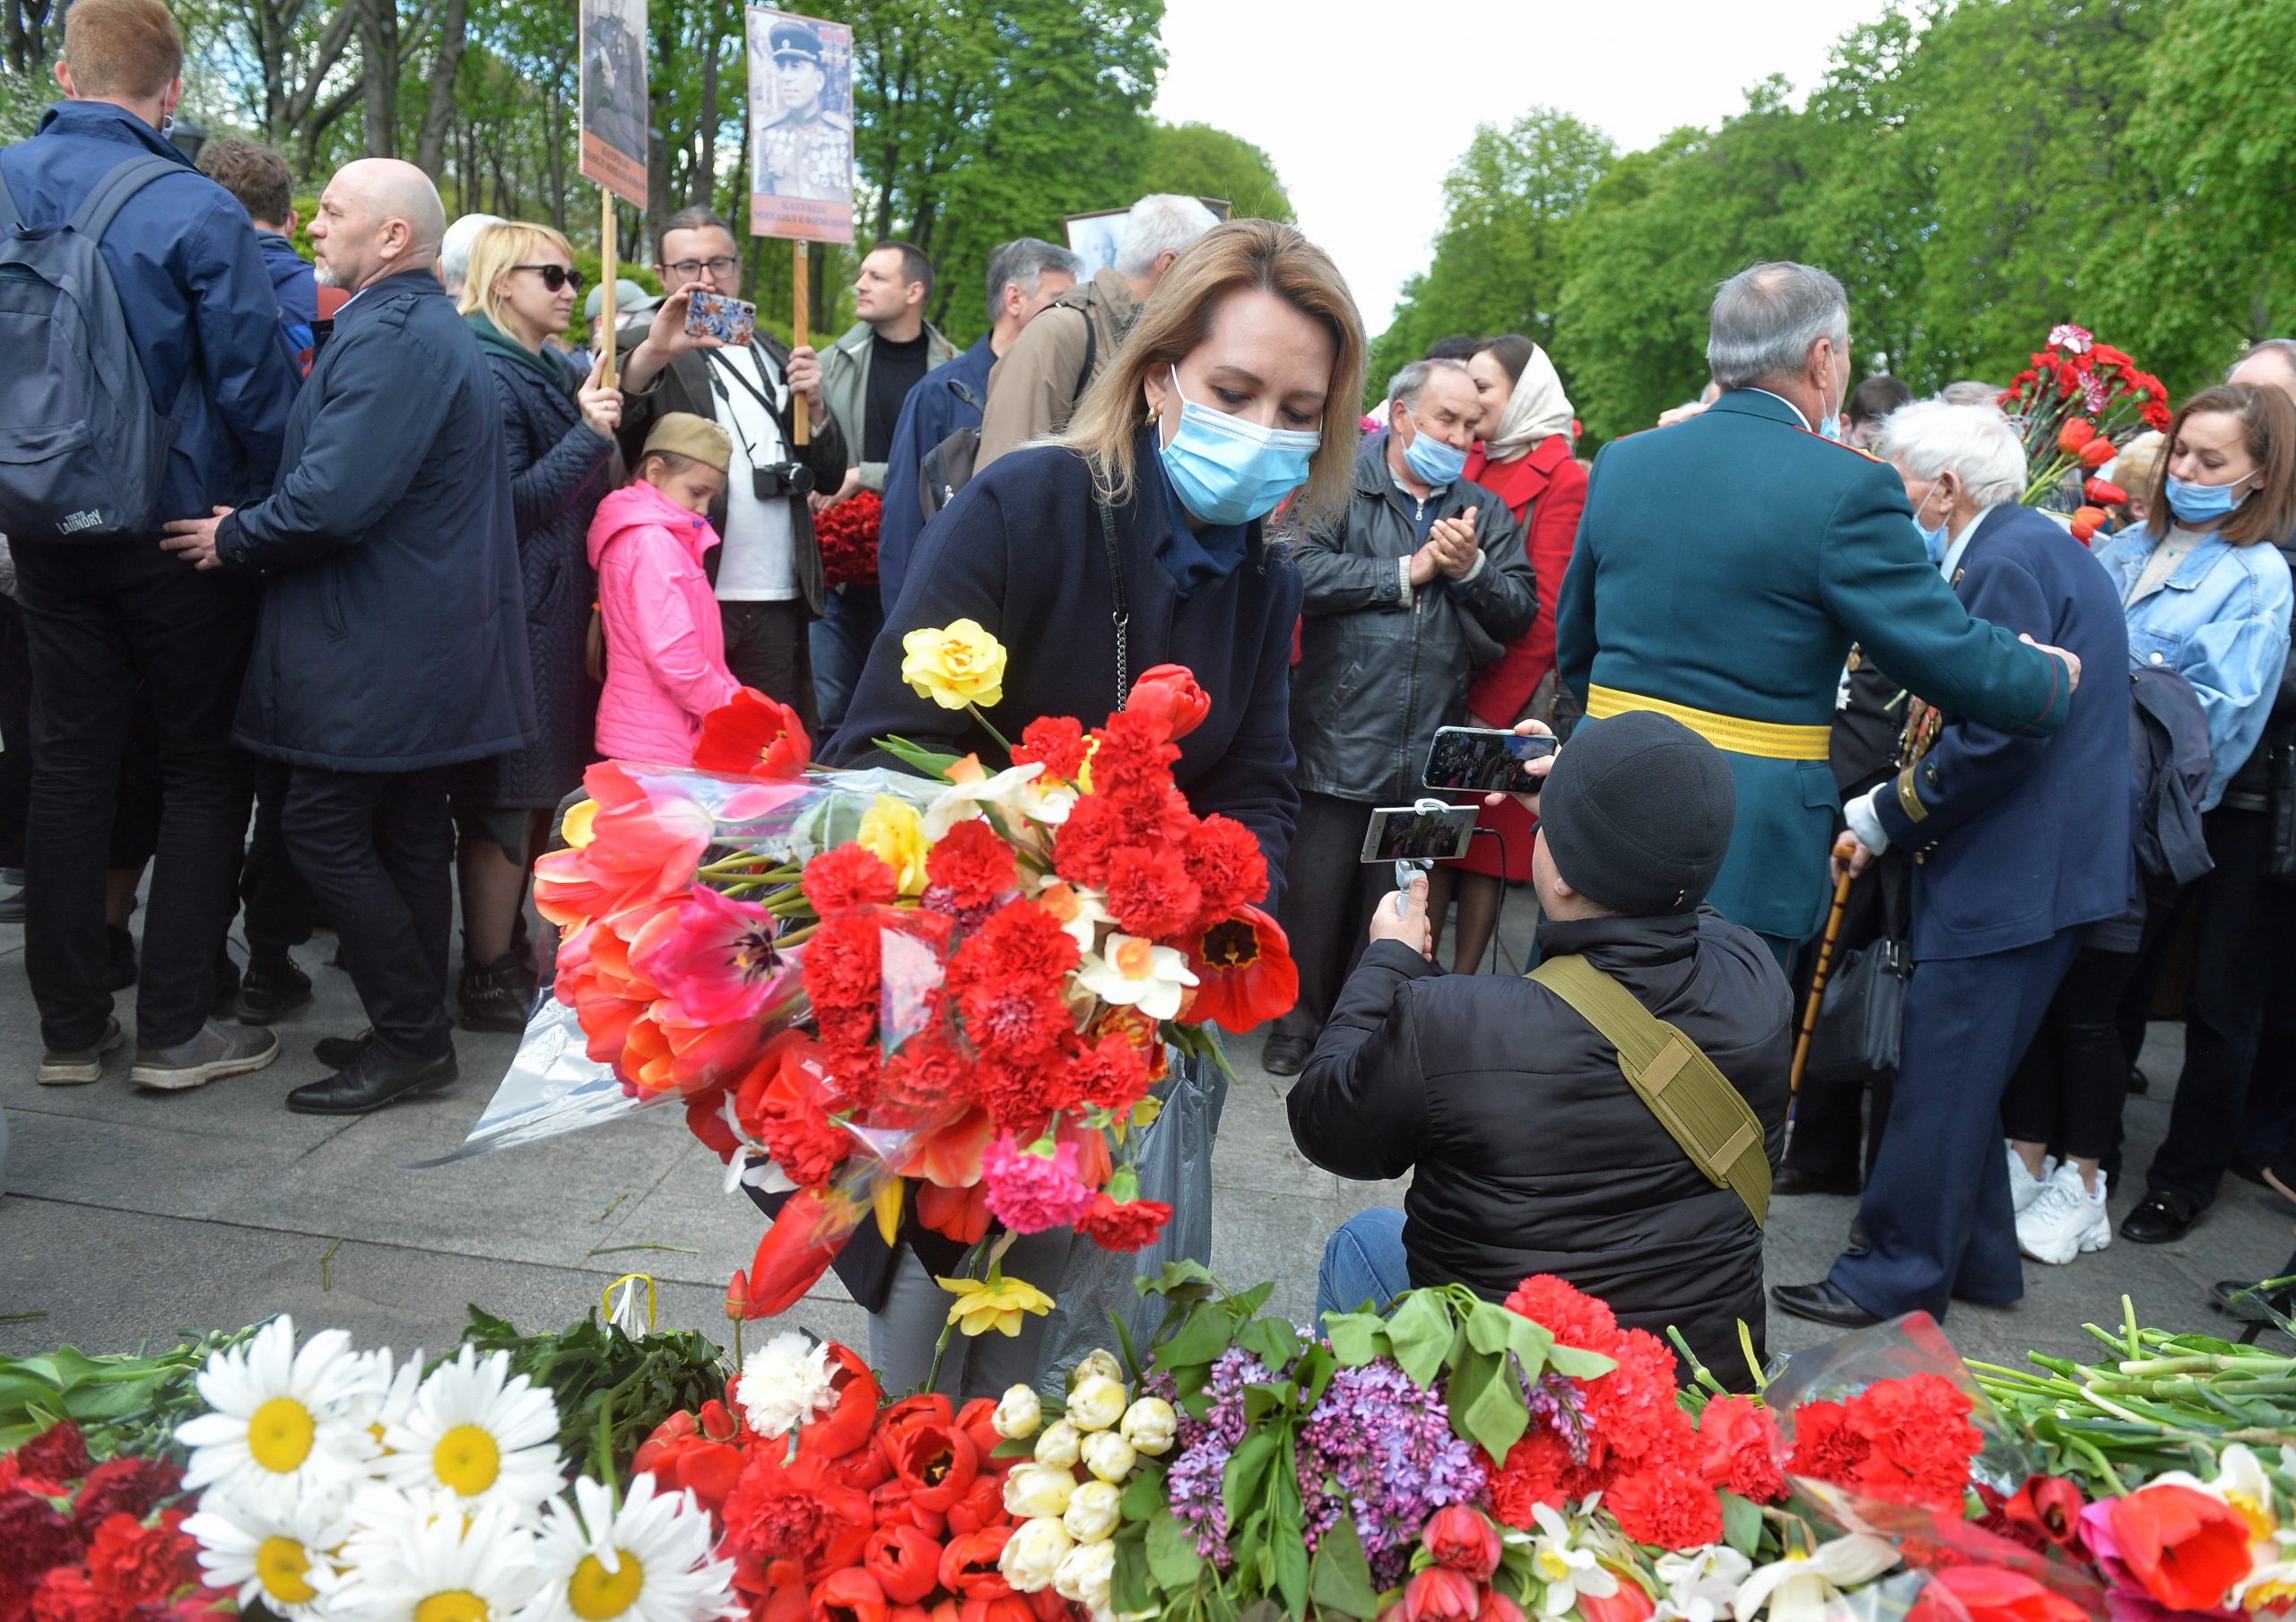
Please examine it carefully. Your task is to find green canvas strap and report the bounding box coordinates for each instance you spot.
[1528,953,1771,1226]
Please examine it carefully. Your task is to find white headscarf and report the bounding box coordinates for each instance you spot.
[1483,343,1574,462]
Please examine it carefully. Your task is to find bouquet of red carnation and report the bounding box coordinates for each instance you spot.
[0,1420,230,1622]
[1999,324,2172,516]
[817,489,884,589]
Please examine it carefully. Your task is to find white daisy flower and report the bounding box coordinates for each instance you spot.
[330,1492,538,1622]
[378,1345,563,1514]
[1076,933,1198,1020]
[177,1316,386,1516]
[736,1331,837,1439]
[520,1473,737,1622]
[183,1490,355,1621]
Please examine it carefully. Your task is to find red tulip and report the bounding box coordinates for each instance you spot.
[2078,437,2118,468]
[958,1600,1034,1622]
[1422,1506,1503,1580]
[1184,906,1300,1033]
[864,1525,947,1605]
[696,687,813,780]
[2001,1476,2086,1547]
[2083,478,2127,507]
[2057,418,2098,455]
[2107,1483,2252,1613]
[1123,664,1212,742]
[631,1409,747,1514]
[724,1270,750,1319]
[1576,1587,1653,1622]
[1475,1592,1528,1622]
[1403,1568,1483,1622]
[2070,507,2108,544]
[1906,1567,2086,1622]
[812,1567,890,1622]
[797,1341,883,1462]
[883,1406,980,1513]
[938,1527,1017,1600]
[954,1398,1005,1471]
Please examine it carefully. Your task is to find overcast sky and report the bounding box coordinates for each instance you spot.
[1151,0,1896,336]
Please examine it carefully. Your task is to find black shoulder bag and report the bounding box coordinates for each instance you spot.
[1805,854,1912,1088]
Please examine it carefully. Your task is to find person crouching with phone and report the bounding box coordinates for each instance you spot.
[1284,711,1792,1386]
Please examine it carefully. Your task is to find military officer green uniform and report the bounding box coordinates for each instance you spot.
[1553,387,2074,950]
[760,20,851,204]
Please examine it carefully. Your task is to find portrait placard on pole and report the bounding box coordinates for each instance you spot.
[578,0,649,210]
[745,5,857,246]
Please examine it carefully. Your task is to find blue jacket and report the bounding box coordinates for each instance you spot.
[1872,504,2132,960]
[2093,525,2292,810]
[1555,389,2073,940]
[255,230,317,360]
[218,273,535,772]
[0,101,300,516]
[879,333,996,603]
[829,438,1303,905]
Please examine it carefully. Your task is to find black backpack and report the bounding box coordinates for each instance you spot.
[916,303,1100,526]
[0,153,187,542]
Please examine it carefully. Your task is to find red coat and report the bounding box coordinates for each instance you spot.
[1445,435,1587,881]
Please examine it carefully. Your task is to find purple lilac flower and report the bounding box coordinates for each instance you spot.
[1526,1367,1595,1466]
[1298,1359,1486,1588]
[1161,1348,1272,1566]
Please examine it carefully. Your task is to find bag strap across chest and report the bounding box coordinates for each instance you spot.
[1527,952,1771,1225]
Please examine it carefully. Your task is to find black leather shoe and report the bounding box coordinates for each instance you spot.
[313,1029,377,1070]
[236,954,314,1026]
[2120,1191,2198,1245]
[2126,1064,2149,1097]
[286,1045,457,1115]
[457,950,538,1034]
[1847,1216,1867,1251]
[1261,1035,1311,1077]
[1775,1167,1860,1197]
[1771,1279,1883,1328]
[2213,1278,2294,1323]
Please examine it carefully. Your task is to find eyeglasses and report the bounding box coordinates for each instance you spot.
[514,264,585,292]
[665,256,742,282]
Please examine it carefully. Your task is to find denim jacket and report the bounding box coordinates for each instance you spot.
[2095,526,2293,809]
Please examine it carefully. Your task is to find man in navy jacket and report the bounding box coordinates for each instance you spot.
[0,0,300,1091]
[163,159,533,1116]
[1772,402,2130,1327]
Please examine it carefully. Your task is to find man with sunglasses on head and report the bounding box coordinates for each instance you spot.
[616,206,846,738]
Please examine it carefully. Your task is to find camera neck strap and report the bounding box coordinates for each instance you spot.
[1096,498,1130,706]
[707,345,787,462]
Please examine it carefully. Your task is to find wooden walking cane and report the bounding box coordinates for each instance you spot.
[1789,834,1864,1101]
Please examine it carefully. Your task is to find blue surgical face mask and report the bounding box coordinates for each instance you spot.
[2165,469,2257,526]
[1400,412,1469,487]
[1817,351,1846,440]
[1158,369,1320,525]
[1910,487,1948,564]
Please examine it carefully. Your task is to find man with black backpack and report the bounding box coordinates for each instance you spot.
[877,237,1080,604]
[0,0,299,1091]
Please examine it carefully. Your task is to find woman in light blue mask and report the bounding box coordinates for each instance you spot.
[812,219,1369,1397]
[2092,381,2296,1250]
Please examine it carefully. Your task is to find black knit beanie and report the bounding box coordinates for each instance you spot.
[1537,711,1736,915]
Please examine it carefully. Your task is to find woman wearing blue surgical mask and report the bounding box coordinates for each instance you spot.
[2092,381,2296,1249]
[814,220,1367,1396]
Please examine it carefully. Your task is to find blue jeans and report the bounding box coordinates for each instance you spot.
[1317,1207,1411,1321]
[809,584,883,739]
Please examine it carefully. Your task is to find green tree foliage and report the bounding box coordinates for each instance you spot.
[1140,120,1293,222]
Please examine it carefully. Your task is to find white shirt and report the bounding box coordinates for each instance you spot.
[708,346,798,602]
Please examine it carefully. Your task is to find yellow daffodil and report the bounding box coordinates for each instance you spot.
[857,794,930,895]
[900,619,1007,710]
[936,1270,1055,1337]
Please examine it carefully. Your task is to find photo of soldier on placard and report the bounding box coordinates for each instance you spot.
[579,0,648,206]
[746,5,855,243]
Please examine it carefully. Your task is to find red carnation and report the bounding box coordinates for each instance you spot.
[949,898,1081,988]
[1786,1398,1871,1485]
[956,977,1074,1066]
[972,1054,1077,1141]
[1086,709,1182,801]
[1606,1459,1726,1551]
[723,1451,874,1592]
[30,1569,111,1622]
[1584,1330,1696,1468]
[1845,1373,1981,1514]
[1103,846,1203,941]
[1069,1030,1153,1113]
[1694,1395,1787,1505]
[804,844,900,916]
[925,820,1016,914]
[696,688,813,781]
[84,1512,200,1606]
[803,909,886,1052]
[1483,1430,1597,1529]
[1502,1274,1620,1354]
[1050,794,1129,888]
[1013,716,1091,783]
[74,1458,181,1529]
[1074,1192,1172,1252]
[0,1488,82,1580]
[816,490,885,590]
[16,1426,91,1488]
[1182,816,1269,920]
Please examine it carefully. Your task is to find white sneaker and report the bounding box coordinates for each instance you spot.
[2017,1163,2111,1265]
[2006,1144,2057,1213]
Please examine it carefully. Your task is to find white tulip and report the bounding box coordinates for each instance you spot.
[1118,1397,1178,1456]
[1073,1350,1125,1387]
[1081,1429,1137,1484]
[1064,1479,1124,1543]
[1003,1463,1076,1521]
[992,1383,1044,1441]
[1055,1538,1118,1609]
[1066,1374,1128,1433]
[999,1515,1074,1594]
[1034,1419,1083,1470]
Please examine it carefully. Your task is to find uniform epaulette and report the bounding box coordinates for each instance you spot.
[1803,429,1884,463]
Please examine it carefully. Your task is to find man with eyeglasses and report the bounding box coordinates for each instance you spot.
[617,205,845,738]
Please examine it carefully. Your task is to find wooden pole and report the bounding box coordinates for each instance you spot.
[791,239,810,445]
[599,188,619,388]
[1788,835,1864,1101]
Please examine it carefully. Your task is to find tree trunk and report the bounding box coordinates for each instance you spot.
[696,30,720,207]
[359,0,400,158]
[413,0,468,179]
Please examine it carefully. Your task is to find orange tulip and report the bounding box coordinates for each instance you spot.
[2079,437,2118,468]
[2057,418,2098,454]
[2083,478,2127,507]
[2106,1483,2251,1614]
[2070,507,2108,544]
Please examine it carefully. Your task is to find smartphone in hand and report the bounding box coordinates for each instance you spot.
[684,288,757,347]
[1421,725,1557,794]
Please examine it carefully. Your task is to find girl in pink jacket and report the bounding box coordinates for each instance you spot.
[587,413,744,765]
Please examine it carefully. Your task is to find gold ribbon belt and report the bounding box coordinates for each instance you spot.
[1586,685,1831,761]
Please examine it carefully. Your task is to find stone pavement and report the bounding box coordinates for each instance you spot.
[1,900,2288,1376]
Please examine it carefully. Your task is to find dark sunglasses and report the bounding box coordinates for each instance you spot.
[514,264,586,292]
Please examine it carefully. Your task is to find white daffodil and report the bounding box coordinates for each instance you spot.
[520,1473,739,1622]
[924,761,1044,840]
[330,1493,539,1622]
[1015,773,1080,827]
[1652,1545,1752,1622]
[183,1490,355,1621]
[2236,1528,2296,1614]
[177,1316,386,1518]
[1523,1502,1616,1618]
[736,1332,837,1440]
[1029,880,1112,955]
[1076,934,1198,1020]
[378,1345,564,1514]
[1732,1535,1900,1622]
